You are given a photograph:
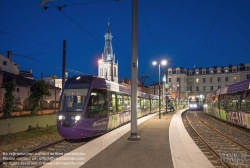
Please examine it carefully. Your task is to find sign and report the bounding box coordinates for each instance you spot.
[165,83,169,89]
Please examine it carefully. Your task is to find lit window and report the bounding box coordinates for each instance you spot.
[189,79,192,83]
[225,69,228,72]
[233,76,237,81]
[196,78,199,83]
[210,71,213,73]
[196,71,199,74]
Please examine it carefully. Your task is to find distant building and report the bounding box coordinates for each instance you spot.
[19,69,33,80]
[0,51,19,75]
[166,63,250,102]
[0,51,34,79]
[98,19,119,83]
[0,71,61,111]
[42,73,68,89]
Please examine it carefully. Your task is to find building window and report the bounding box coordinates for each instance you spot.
[177,78,180,82]
[202,71,206,74]
[246,67,250,70]
[169,78,171,82]
[17,88,20,92]
[218,85,221,89]
[3,61,7,66]
[247,74,250,79]
[210,78,213,82]
[233,76,237,81]
[196,78,199,83]
[196,71,199,74]
[189,79,192,83]
[233,69,236,72]
[210,86,213,91]
[203,78,206,83]
[210,70,213,74]
[196,86,199,91]
[218,77,221,82]
[189,86,192,92]
[225,77,228,82]
[177,70,179,73]
[169,71,172,74]
[225,69,228,73]
[217,70,221,73]
[203,86,206,91]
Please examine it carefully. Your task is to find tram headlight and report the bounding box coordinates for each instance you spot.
[190,104,193,108]
[194,104,197,108]
[58,115,65,120]
[75,115,81,121]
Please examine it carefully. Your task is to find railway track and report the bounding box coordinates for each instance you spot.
[183,110,250,168]
[0,137,94,168]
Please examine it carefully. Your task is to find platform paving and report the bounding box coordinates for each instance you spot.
[82,113,174,168]
[42,109,215,168]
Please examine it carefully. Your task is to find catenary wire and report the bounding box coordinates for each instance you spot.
[193,0,225,69]
[0,30,62,49]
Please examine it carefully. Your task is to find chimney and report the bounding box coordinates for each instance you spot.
[7,51,12,61]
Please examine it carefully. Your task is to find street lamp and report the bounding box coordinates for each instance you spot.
[152,60,167,119]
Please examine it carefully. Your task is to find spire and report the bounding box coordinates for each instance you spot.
[103,18,114,62]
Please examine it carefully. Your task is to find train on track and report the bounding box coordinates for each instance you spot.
[188,96,203,111]
[204,79,250,130]
[57,75,162,139]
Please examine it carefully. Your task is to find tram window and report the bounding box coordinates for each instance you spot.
[123,95,131,111]
[85,89,108,118]
[60,89,88,112]
[141,98,145,109]
[137,98,141,110]
[111,93,117,113]
[117,94,123,112]
[128,96,131,111]
[147,99,151,108]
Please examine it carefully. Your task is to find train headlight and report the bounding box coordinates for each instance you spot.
[190,104,193,108]
[75,115,81,121]
[194,104,197,108]
[58,115,65,120]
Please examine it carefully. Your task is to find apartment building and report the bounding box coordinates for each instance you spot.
[167,63,250,102]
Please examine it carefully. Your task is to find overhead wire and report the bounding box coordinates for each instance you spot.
[138,2,157,50]
[0,30,62,49]
[193,0,225,69]
[49,0,113,45]
[0,50,88,75]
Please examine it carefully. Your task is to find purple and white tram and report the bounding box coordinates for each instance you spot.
[57,75,160,139]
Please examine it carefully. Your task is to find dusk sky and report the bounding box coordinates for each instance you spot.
[1,0,250,85]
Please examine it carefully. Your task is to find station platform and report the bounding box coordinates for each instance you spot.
[42,109,214,168]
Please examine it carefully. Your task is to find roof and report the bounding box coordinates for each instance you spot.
[2,71,35,86]
[227,79,250,93]
[2,71,61,90]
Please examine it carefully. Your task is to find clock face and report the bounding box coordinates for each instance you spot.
[165,83,169,89]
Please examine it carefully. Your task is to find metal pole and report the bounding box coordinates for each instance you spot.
[62,40,66,89]
[159,63,161,119]
[166,68,168,113]
[128,0,140,142]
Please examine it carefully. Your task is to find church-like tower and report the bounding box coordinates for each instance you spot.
[98,19,118,83]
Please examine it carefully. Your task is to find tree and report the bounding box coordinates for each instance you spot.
[29,80,51,115]
[2,80,16,118]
